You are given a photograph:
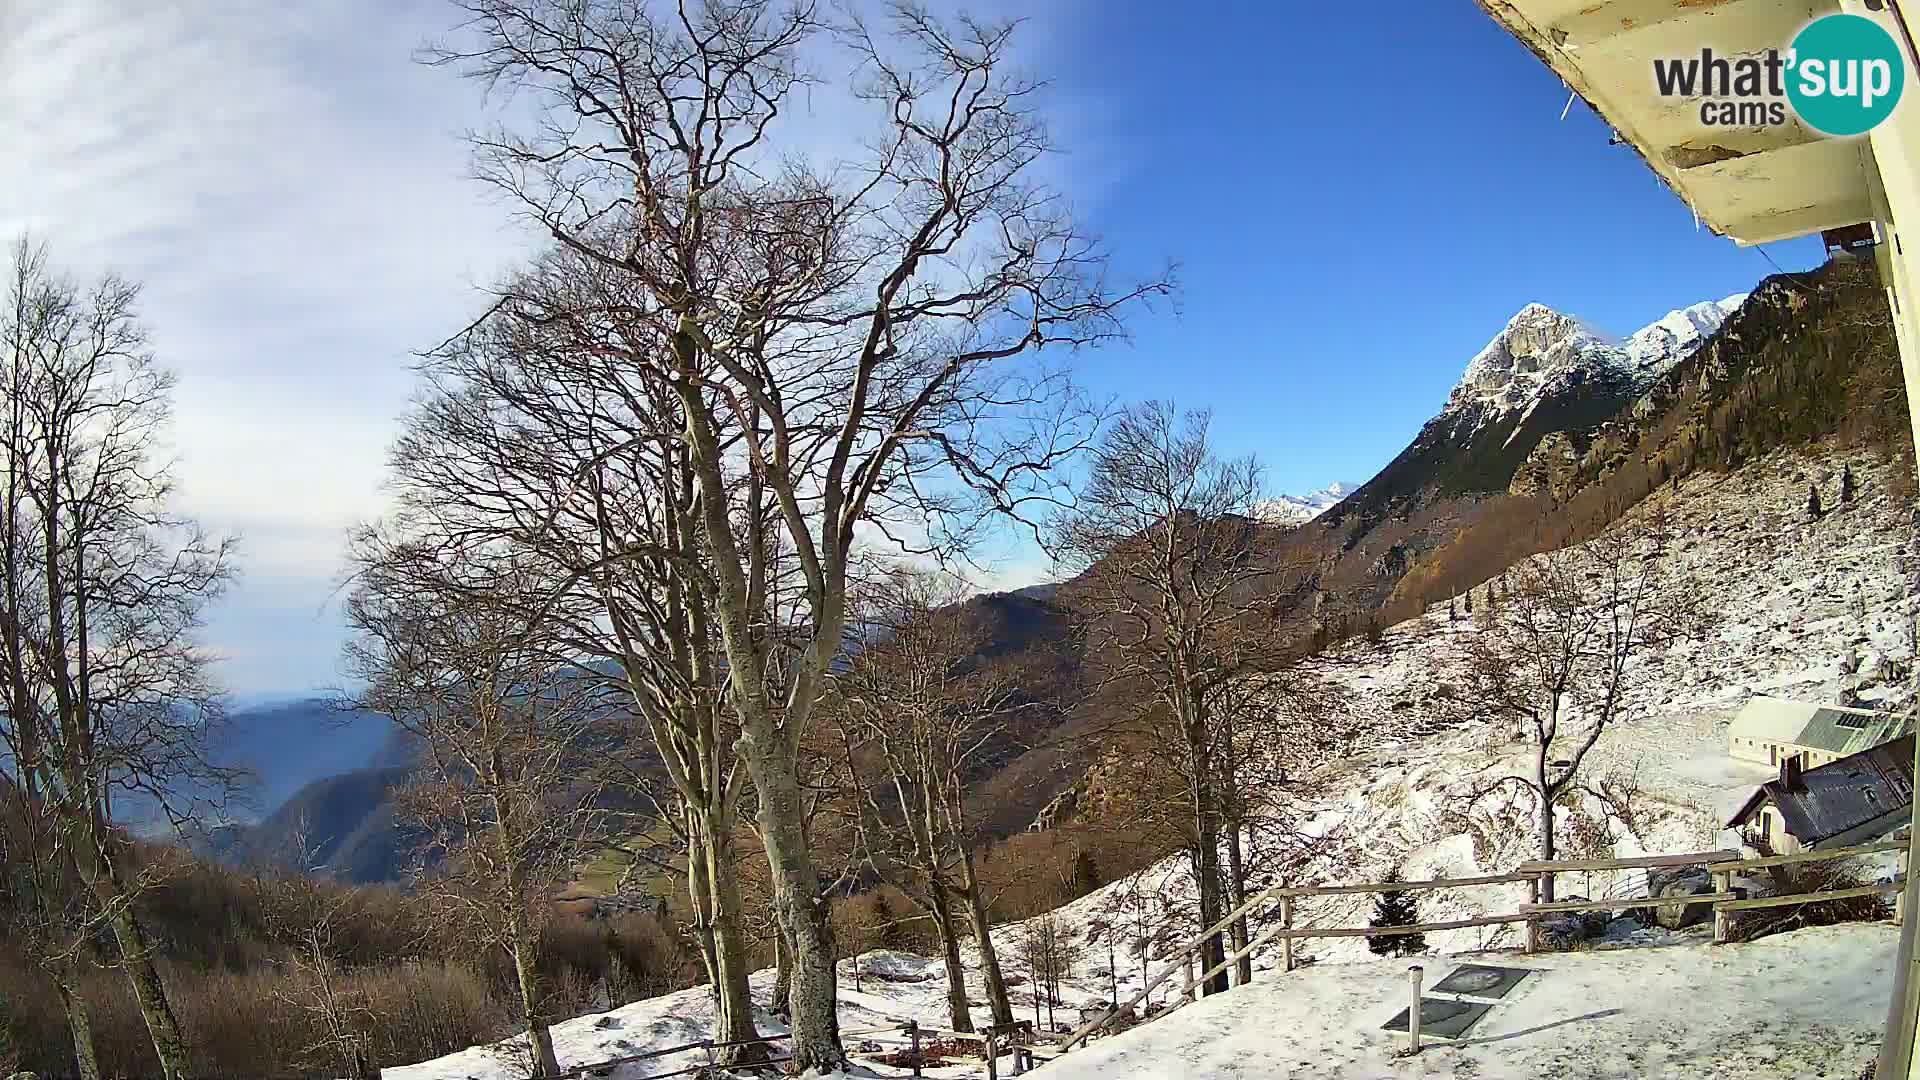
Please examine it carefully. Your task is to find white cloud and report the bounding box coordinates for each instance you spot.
[0,0,1104,695]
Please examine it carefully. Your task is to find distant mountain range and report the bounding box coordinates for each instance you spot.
[204,276,1829,885]
[1256,482,1361,525]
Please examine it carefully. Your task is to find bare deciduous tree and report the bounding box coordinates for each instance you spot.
[1052,401,1306,995]
[830,569,1024,1030]
[345,540,618,1078]
[0,236,235,1080]
[421,2,1168,1066]
[1459,528,1710,901]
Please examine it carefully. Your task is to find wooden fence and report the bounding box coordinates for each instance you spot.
[1058,837,1909,1054]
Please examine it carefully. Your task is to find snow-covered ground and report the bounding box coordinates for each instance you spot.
[393,446,1911,1080]
[391,923,1898,1080]
[1041,923,1896,1080]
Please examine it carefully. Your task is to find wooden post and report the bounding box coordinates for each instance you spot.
[985,1029,999,1080]
[1280,894,1295,973]
[1898,848,1910,925]
[1524,876,1539,954]
[1183,949,1196,1003]
[1712,870,1731,944]
[908,1020,921,1078]
[1407,964,1424,1056]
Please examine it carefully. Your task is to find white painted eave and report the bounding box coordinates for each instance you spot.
[1478,0,1875,244]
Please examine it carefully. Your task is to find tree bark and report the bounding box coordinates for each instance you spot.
[1536,752,1557,904]
[927,884,973,1032]
[71,825,191,1080]
[55,959,101,1080]
[701,815,768,1066]
[1186,710,1228,997]
[956,845,1014,1024]
[1224,825,1252,987]
[507,921,561,1077]
[741,739,842,1070]
[770,922,793,1020]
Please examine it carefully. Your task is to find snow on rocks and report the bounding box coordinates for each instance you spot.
[1448,295,1744,430]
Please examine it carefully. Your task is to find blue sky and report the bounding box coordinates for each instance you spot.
[1043,3,1823,495]
[0,2,1825,697]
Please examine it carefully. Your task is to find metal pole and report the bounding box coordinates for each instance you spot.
[1407,965,1424,1056]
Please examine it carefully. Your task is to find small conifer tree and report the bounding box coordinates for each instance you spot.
[1808,482,1824,519]
[1842,465,1856,505]
[1368,870,1426,957]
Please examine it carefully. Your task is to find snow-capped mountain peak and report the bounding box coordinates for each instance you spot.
[1256,481,1361,525]
[1621,293,1748,376]
[1447,293,1745,426]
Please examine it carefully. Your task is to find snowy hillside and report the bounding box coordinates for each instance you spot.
[392,445,1908,1080]
[392,923,1894,1080]
[1257,481,1360,524]
[1449,295,1745,429]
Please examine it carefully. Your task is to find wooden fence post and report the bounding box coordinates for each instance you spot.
[985,1029,999,1080]
[1183,949,1196,1003]
[1898,848,1910,925]
[1525,876,1540,952]
[1712,869,1731,944]
[1280,894,1295,973]
[907,1020,921,1078]
[1407,964,1424,1056]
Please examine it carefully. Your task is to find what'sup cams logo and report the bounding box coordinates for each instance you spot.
[1653,13,1905,136]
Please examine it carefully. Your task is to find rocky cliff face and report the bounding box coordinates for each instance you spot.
[1326,293,1744,536]
[1504,261,1897,509]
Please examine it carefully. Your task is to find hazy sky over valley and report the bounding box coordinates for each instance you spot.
[0,1,1824,697]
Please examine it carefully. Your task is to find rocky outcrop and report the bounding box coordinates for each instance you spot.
[1509,430,1588,499]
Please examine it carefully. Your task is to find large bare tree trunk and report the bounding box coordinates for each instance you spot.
[506,918,561,1078]
[1225,826,1252,987]
[73,835,191,1080]
[740,737,841,1069]
[957,847,1014,1025]
[700,813,767,1066]
[927,883,974,1032]
[1535,752,1558,904]
[770,921,793,1020]
[1186,711,1228,997]
[55,960,101,1080]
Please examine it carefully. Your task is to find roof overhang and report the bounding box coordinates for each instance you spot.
[1478,0,1876,245]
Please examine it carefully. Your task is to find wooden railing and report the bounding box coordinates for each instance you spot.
[1057,837,1910,1055]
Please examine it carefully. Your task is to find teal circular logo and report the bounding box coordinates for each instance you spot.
[1787,14,1905,136]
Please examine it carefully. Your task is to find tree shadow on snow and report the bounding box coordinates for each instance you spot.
[1453,1007,1623,1047]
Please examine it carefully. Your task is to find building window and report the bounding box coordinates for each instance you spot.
[1758,812,1771,841]
[1770,746,1778,766]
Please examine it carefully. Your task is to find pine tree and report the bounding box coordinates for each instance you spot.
[1448,597,1457,623]
[1808,482,1824,519]
[1367,870,1426,957]
[1842,465,1856,505]
[1464,590,1474,615]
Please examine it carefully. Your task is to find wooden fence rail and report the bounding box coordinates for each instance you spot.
[537,838,1910,1076]
[1058,835,1908,1057]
